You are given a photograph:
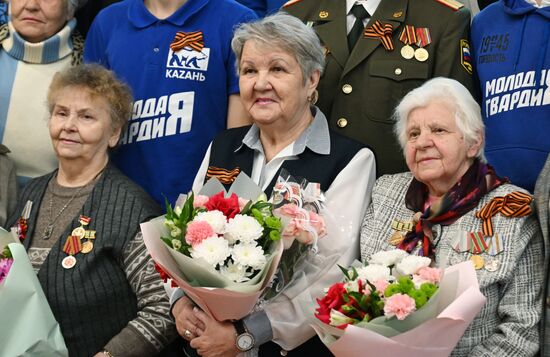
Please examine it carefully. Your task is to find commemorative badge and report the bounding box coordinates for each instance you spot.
[62,235,82,269]
[398,25,416,59]
[414,27,431,62]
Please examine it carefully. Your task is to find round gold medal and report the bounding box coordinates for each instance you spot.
[62,255,77,269]
[470,255,484,270]
[72,226,86,239]
[400,45,414,59]
[414,48,429,62]
[81,241,94,254]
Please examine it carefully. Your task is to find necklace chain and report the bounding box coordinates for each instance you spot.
[41,168,105,240]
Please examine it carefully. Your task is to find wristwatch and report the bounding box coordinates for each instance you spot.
[234,320,255,352]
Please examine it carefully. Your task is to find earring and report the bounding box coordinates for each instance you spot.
[308,90,319,105]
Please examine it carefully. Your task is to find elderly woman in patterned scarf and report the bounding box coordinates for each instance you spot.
[360,77,543,356]
[0,0,85,187]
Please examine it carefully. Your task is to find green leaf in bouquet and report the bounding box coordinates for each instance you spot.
[338,264,349,279]
[164,196,175,220]
[341,304,359,316]
[1,246,12,259]
[161,236,174,249]
[179,192,195,225]
[239,200,253,215]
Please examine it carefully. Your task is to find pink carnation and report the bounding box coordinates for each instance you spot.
[372,279,390,296]
[0,258,14,284]
[193,195,209,209]
[416,267,442,284]
[276,204,326,244]
[185,220,215,247]
[384,293,416,320]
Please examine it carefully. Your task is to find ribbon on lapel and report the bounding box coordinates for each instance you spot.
[364,20,394,51]
[475,191,533,236]
[206,166,241,185]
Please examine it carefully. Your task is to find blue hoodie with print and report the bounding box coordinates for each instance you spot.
[471,0,550,192]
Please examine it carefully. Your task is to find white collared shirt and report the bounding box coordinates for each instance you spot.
[345,0,382,33]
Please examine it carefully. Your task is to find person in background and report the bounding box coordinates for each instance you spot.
[236,0,286,17]
[535,154,550,356]
[0,144,16,227]
[6,64,176,357]
[0,0,85,186]
[172,13,376,357]
[84,0,257,207]
[361,77,542,356]
[75,0,119,36]
[283,0,475,176]
[471,0,549,193]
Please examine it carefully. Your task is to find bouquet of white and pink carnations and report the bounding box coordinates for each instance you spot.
[310,250,486,357]
[141,173,284,320]
[0,228,68,356]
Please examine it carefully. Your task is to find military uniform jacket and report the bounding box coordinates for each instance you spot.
[284,0,475,175]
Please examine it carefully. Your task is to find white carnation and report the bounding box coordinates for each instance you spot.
[224,214,264,244]
[194,210,227,234]
[190,236,231,268]
[219,262,251,283]
[231,243,267,270]
[395,255,431,276]
[369,250,409,267]
[356,264,392,283]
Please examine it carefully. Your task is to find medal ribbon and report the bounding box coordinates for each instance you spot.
[170,31,204,52]
[63,235,82,255]
[469,232,488,254]
[399,25,417,45]
[79,215,91,226]
[364,21,394,51]
[475,191,533,237]
[415,27,432,48]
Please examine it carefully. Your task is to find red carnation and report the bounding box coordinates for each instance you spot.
[315,282,347,324]
[205,191,241,219]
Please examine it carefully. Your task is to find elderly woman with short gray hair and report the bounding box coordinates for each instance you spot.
[0,0,85,186]
[171,13,376,357]
[360,77,543,356]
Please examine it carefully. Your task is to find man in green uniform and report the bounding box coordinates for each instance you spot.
[284,0,474,175]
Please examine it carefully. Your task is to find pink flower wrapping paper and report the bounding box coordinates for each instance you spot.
[311,261,486,357]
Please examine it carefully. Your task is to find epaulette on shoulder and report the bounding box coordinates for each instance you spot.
[283,0,303,8]
[433,0,464,11]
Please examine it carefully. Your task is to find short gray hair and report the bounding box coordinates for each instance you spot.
[231,12,324,81]
[393,77,486,161]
